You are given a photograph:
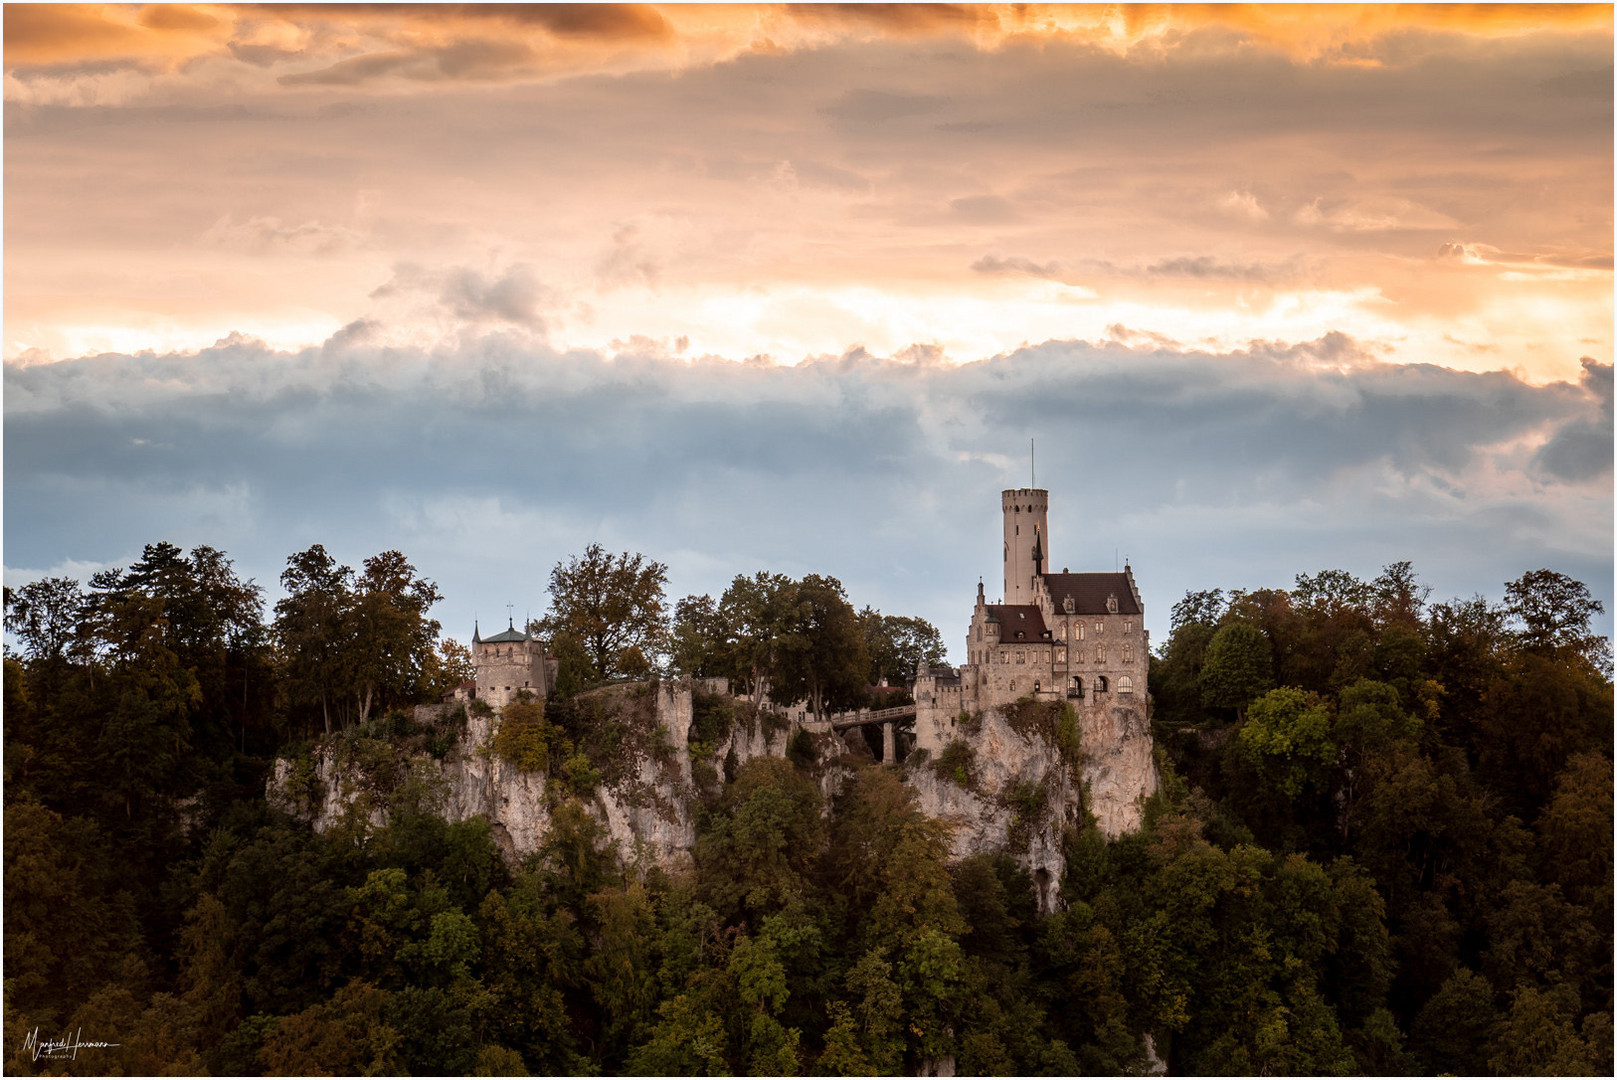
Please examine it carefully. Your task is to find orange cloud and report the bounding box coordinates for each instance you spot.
[4,3,231,68]
[7,3,1608,80]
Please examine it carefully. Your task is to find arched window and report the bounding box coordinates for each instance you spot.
[1071,676,1083,692]
[1118,676,1134,693]
[1096,675,1109,693]
[1034,681,1041,692]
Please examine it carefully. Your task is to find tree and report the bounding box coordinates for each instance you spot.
[543,544,668,683]
[718,571,797,705]
[1504,569,1610,671]
[860,609,946,686]
[1371,560,1429,628]
[349,550,442,724]
[1199,623,1273,720]
[1536,752,1613,913]
[274,545,355,734]
[769,575,870,720]
[669,593,730,679]
[3,576,85,665]
[1234,688,1336,801]
[1171,589,1226,632]
[1292,569,1372,619]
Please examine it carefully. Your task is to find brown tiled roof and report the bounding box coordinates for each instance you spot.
[1042,572,1141,615]
[985,604,1049,640]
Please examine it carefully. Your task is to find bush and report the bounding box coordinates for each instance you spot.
[934,738,977,788]
[492,699,554,773]
[787,728,819,770]
[690,688,736,747]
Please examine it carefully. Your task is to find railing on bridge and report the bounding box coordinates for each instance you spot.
[828,703,917,731]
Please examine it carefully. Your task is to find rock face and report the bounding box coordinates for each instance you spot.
[268,680,1152,903]
[905,704,1080,905]
[1079,701,1160,837]
[270,679,801,869]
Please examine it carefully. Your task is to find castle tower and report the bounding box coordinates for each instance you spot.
[472,617,552,708]
[1002,487,1048,605]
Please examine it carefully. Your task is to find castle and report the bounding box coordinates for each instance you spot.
[469,618,555,708]
[913,487,1150,751]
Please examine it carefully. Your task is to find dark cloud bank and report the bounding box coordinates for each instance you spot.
[6,335,1611,653]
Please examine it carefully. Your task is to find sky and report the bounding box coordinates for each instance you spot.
[4,3,1613,657]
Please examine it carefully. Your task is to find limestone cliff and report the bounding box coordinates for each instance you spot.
[269,679,804,868]
[268,680,1153,900]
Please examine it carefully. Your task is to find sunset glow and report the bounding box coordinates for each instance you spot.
[5,3,1612,647]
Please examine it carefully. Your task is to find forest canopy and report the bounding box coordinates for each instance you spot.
[3,545,1611,1076]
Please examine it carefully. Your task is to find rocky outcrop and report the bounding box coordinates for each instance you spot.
[906,706,1081,911]
[269,680,812,869]
[1081,701,1159,837]
[268,681,1153,905]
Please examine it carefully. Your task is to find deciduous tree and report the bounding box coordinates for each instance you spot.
[543,544,668,682]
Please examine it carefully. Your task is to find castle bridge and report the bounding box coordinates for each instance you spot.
[828,704,916,732]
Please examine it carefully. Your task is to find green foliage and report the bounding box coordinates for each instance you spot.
[491,698,553,772]
[690,686,736,747]
[1200,622,1275,716]
[786,727,819,770]
[768,574,872,719]
[541,544,669,682]
[1234,687,1336,799]
[860,608,947,685]
[5,539,1612,1078]
[933,738,976,788]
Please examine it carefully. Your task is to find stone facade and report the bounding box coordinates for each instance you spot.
[471,619,556,708]
[914,487,1158,835]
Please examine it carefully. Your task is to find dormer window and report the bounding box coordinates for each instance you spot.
[1063,596,1075,615]
[1106,594,1119,614]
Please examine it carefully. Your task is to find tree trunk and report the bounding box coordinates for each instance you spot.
[359,684,373,726]
[322,691,331,735]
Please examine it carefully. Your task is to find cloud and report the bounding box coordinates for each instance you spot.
[974,254,1297,286]
[820,89,949,124]
[971,255,1069,281]
[200,214,362,255]
[1217,190,1269,222]
[6,330,1610,653]
[1532,358,1614,482]
[370,264,550,329]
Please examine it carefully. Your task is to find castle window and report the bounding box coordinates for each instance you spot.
[1096,676,1109,692]
[1016,650,1026,664]
[1124,621,1132,633]
[999,650,1007,664]
[1009,681,1015,692]
[1034,681,1040,692]
[1118,676,1134,694]
[1096,647,1107,663]
[1056,625,1065,640]
[1122,645,1133,664]
[1094,621,1103,634]
[1076,623,1085,640]
[1056,647,1066,663]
